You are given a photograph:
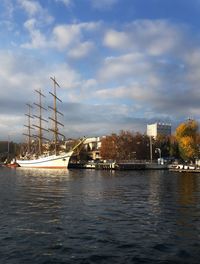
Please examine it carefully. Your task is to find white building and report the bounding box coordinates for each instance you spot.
[147,122,171,138]
[83,137,102,160]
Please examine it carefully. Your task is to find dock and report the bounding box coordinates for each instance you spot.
[95,162,116,170]
[69,161,168,170]
[169,164,200,173]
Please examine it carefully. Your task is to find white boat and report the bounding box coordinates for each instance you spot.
[16,151,73,168]
[16,77,84,169]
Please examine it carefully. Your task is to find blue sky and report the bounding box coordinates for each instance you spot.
[1,0,200,141]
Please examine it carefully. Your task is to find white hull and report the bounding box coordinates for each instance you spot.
[16,151,73,168]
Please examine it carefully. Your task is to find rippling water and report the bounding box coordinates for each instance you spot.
[0,167,200,263]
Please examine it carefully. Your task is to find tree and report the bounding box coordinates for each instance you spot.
[134,133,149,160]
[100,134,118,160]
[154,134,171,158]
[176,119,198,139]
[175,119,199,161]
[100,131,150,161]
[117,130,135,160]
[179,136,197,161]
[169,135,179,158]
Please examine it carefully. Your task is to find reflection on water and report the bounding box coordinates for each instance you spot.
[177,173,199,206]
[148,171,163,215]
[16,167,70,177]
[0,168,200,263]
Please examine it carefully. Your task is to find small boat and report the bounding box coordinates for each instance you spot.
[16,77,85,169]
[169,164,200,173]
[6,161,19,168]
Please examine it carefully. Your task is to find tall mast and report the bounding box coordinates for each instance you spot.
[49,77,64,155]
[23,103,34,153]
[33,89,48,155]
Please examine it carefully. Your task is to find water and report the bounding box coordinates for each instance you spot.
[0,168,200,264]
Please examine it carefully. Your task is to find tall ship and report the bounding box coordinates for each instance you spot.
[16,77,83,168]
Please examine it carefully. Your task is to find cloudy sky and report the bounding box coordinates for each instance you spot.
[1,0,200,141]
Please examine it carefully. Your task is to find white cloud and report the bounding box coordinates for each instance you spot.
[22,19,47,48]
[52,22,99,51]
[104,30,132,49]
[0,50,47,100]
[82,79,97,89]
[48,63,81,91]
[0,50,83,104]
[98,52,151,82]
[22,21,99,53]
[18,0,41,16]
[17,0,53,24]
[103,20,182,55]
[95,80,162,108]
[3,12,200,139]
[68,41,94,58]
[52,24,81,50]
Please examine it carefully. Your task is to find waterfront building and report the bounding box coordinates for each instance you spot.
[147,122,171,138]
[83,137,102,160]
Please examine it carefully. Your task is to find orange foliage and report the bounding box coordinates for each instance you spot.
[175,119,199,160]
[176,119,198,139]
[100,134,118,160]
[100,131,150,161]
[179,136,197,160]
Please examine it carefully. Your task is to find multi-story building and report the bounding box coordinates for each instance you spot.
[147,122,171,138]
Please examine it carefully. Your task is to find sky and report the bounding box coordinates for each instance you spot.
[1,0,200,141]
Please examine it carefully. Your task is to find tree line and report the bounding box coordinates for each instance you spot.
[1,119,199,163]
[100,119,200,162]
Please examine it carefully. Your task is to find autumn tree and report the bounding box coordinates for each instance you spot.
[169,135,179,158]
[100,133,118,160]
[175,119,199,161]
[117,130,135,160]
[100,131,150,161]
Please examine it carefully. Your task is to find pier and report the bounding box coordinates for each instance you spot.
[69,161,168,170]
[169,164,200,173]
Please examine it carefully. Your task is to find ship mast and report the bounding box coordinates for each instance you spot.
[23,103,34,153]
[49,77,64,155]
[33,89,48,155]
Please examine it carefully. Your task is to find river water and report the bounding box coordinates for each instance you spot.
[0,167,200,264]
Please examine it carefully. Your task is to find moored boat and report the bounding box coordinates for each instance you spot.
[6,162,19,168]
[16,77,84,169]
[16,151,73,168]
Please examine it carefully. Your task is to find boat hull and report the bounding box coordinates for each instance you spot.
[16,151,73,168]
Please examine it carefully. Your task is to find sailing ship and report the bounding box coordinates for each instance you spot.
[16,77,83,168]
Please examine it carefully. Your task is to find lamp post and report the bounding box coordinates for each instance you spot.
[149,136,153,163]
[155,148,161,159]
